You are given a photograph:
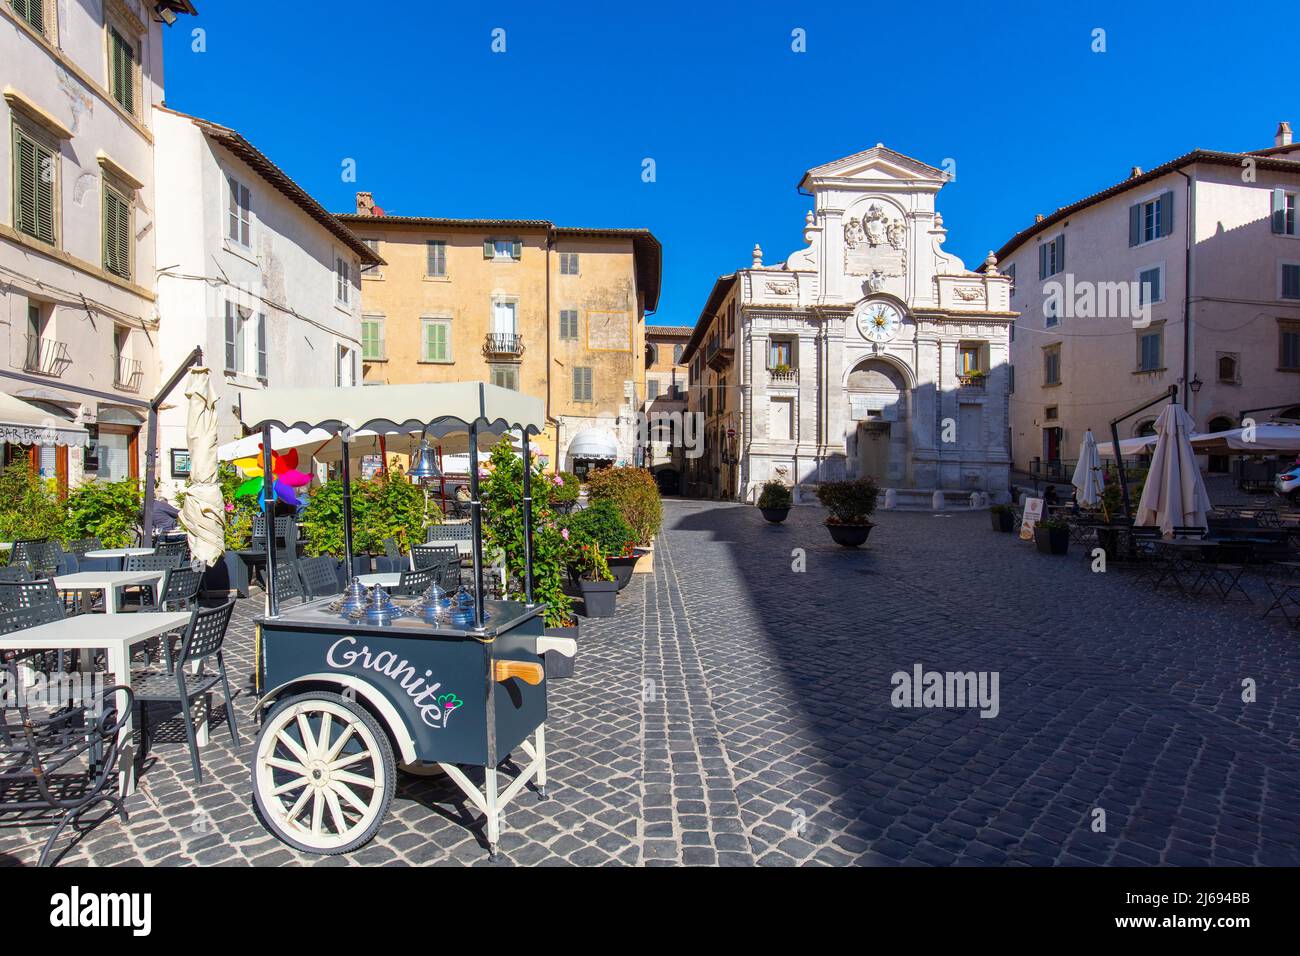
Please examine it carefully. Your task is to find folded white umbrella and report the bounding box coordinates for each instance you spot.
[1134,404,1212,537]
[179,368,226,567]
[1071,430,1104,507]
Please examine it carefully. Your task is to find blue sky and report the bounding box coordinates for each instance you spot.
[163,0,1294,329]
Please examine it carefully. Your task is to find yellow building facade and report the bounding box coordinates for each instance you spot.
[340,194,659,476]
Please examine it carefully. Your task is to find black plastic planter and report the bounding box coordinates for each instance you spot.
[990,509,1015,533]
[760,507,791,524]
[826,522,873,547]
[1034,526,1070,555]
[201,550,251,598]
[578,579,618,617]
[606,554,639,591]
[543,622,579,678]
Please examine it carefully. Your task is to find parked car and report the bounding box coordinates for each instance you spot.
[1276,463,1300,503]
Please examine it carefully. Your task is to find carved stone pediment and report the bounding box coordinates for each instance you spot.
[844,202,907,278]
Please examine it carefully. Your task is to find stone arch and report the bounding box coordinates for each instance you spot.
[841,351,915,390]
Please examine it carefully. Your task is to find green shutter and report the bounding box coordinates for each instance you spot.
[110,28,135,114]
[483,239,494,258]
[14,0,45,33]
[1129,203,1141,246]
[13,128,56,245]
[1158,191,1174,237]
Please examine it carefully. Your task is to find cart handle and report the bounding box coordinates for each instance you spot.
[493,660,544,686]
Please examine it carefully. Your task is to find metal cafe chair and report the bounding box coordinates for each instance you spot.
[411,543,458,570]
[0,601,69,674]
[136,567,203,673]
[0,566,31,583]
[132,601,240,784]
[0,579,64,612]
[118,553,183,610]
[394,566,437,597]
[272,563,305,607]
[373,537,406,574]
[0,657,134,866]
[297,556,342,599]
[155,537,191,563]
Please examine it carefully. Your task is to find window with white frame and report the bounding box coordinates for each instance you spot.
[336,256,352,305]
[361,314,385,361]
[1038,234,1064,279]
[420,317,451,363]
[1137,265,1164,306]
[227,175,251,246]
[1137,326,1163,372]
[559,309,579,341]
[336,344,355,386]
[1272,189,1298,236]
[560,252,579,275]
[426,239,447,276]
[1129,192,1174,246]
[486,238,521,260]
[222,302,264,378]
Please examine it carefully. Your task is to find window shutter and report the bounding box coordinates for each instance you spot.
[1158,191,1174,237]
[14,130,39,239]
[1056,234,1064,272]
[256,314,268,380]
[511,240,522,259]
[1128,203,1141,246]
[1273,188,1287,234]
[483,239,494,258]
[223,303,237,372]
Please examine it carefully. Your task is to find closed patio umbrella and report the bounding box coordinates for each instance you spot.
[1134,404,1212,537]
[180,368,226,566]
[1071,429,1104,507]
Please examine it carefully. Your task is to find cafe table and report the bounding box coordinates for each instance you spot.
[0,611,193,795]
[356,572,402,589]
[53,569,169,614]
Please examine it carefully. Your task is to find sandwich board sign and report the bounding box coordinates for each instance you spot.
[1019,497,1044,540]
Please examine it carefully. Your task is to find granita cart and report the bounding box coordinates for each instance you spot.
[238,382,576,859]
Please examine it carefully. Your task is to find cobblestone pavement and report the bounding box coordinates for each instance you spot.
[2,499,1298,866]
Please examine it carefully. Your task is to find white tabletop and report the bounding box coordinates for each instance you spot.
[357,572,402,587]
[0,542,11,551]
[0,611,191,651]
[85,547,155,559]
[54,570,167,590]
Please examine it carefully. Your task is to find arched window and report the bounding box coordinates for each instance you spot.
[1217,354,1238,383]
[1135,419,1157,438]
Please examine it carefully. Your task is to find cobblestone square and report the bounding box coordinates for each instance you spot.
[2,498,1298,866]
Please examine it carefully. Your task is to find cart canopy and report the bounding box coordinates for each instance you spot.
[236,382,544,442]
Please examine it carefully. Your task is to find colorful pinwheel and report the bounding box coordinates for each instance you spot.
[232,447,312,507]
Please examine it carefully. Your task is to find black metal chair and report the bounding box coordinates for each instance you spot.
[395,566,437,596]
[0,601,68,672]
[13,540,58,577]
[373,537,406,573]
[118,553,182,610]
[0,566,31,583]
[135,567,203,672]
[155,537,191,563]
[0,578,64,612]
[297,556,342,599]
[272,563,305,606]
[0,658,134,866]
[132,601,239,784]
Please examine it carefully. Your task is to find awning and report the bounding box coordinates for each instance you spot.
[0,392,89,448]
[237,381,544,439]
[567,429,619,461]
[1099,421,1300,458]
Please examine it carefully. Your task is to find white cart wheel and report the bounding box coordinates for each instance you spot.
[252,692,395,855]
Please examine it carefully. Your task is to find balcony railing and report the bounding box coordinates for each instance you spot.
[115,355,143,392]
[24,335,72,377]
[768,366,798,383]
[957,371,987,387]
[483,332,524,357]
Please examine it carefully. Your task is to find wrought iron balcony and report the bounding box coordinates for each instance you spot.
[483,332,524,357]
[705,337,733,371]
[115,355,143,392]
[24,335,72,378]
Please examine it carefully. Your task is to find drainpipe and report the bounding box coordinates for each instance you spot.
[1174,168,1196,411]
[544,228,554,430]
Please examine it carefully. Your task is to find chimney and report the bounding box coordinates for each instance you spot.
[355,191,375,216]
[1129,166,1143,178]
[1276,121,1293,147]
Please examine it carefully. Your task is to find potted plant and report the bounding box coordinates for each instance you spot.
[562,500,639,591]
[551,471,580,513]
[816,478,879,547]
[757,480,793,523]
[585,465,662,574]
[569,534,617,618]
[989,503,1015,533]
[1033,516,1070,555]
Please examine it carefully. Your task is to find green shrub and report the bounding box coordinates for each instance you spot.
[299,472,440,558]
[757,480,792,510]
[563,500,634,557]
[816,478,879,525]
[586,466,661,545]
[552,471,579,505]
[62,478,142,548]
[0,463,65,543]
[480,438,574,626]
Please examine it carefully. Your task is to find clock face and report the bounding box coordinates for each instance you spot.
[859,301,903,343]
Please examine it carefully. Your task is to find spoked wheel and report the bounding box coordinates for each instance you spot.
[252,692,395,855]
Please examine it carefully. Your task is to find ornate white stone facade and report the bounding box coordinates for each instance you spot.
[685,146,1016,502]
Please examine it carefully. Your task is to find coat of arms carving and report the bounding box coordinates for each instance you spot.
[844,203,907,278]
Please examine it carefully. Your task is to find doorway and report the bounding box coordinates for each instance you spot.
[857,421,891,483]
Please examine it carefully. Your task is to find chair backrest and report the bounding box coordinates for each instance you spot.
[156,538,191,560]
[272,563,304,605]
[123,553,182,573]
[1172,526,1207,539]
[396,566,436,596]
[14,539,56,572]
[0,600,64,635]
[297,556,341,598]
[411,543,457,570]
[0,566,31,583]
[426,524,472,543]
[155,566,202,611]
[382,537,402,560]
[64,537,103,556]
[0,579,63,614]
[178,601,236,665]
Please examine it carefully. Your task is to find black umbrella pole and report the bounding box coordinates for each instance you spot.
[340,437,355,582]
[521,428,534,605]
[468,424,485,629]
[263,425,278,617]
